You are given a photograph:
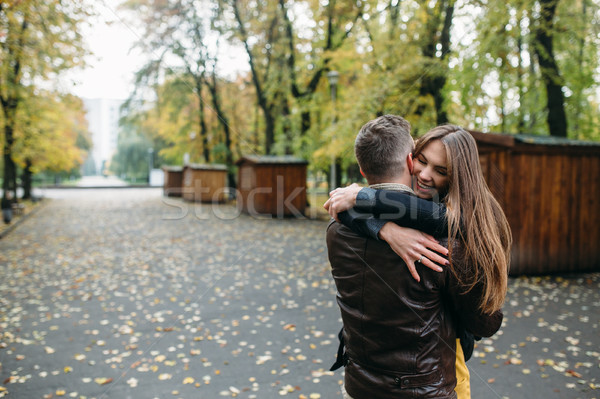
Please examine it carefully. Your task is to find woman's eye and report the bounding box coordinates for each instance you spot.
[437,169,447,176]
[418,158,427,165]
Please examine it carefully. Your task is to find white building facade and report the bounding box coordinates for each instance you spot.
[82,98,124,175]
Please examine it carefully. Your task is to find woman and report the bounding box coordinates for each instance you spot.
[325,124,512,398]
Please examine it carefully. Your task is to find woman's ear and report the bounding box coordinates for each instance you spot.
[407,153,414,174]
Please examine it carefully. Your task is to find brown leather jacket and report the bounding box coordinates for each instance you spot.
[326,220,503,399]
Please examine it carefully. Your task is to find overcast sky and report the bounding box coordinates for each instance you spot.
[66,0,248,101]
[66,1,146,100]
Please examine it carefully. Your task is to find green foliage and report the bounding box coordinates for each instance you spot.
[0,0,89,195]
[447,0,600,139]
[13,90,91,173]
[109,122,154,181]
[2,0,598,198]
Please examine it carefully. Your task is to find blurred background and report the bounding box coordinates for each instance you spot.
[1,0,599,196]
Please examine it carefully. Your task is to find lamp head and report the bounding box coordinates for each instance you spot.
[326,70,339,86]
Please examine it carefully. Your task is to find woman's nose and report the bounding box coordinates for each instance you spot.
[419,168,432,181]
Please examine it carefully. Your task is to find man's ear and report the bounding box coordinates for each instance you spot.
[407,153,414,174]
[360,168,366,178]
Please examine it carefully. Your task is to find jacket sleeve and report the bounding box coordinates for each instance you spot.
[338,187,448,239]
[337,209,388,240]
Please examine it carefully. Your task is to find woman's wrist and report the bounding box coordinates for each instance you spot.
[378,221,394,240]
[355,187,376,209]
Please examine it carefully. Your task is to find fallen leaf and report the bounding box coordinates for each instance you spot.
[566,369,582,378]
[94,377,113,385]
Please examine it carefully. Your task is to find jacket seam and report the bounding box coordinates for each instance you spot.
[359,237,368,358]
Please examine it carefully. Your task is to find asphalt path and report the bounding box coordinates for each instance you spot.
[0,188,598,399]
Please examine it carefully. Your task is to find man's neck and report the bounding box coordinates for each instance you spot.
[367,175,411,187]
[368,182,414,193]
[367,176,414,193]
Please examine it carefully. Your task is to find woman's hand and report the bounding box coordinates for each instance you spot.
[378,222,449,282]
[323,183,362,222]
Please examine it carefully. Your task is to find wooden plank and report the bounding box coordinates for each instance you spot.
[589,157,600,270]
[479,154,490,182]
[526,154,540,273]
[251,164,306,217]
[578,156,591,271]
[566,154,580,272]
[488,152,505,207]
[163,170,183,197]
[524,154,543,274]
[182,168,193,201]
[512,144,600,157]
[579,155,600,271]
[537,154,552,274]
[498,151,518,273]
[546,155,563,272]
[499,148,600,275]
[184,169,226,203]
[504,153,518,274]
[512,153,529,274]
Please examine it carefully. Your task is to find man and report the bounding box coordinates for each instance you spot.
[326,115,501,398]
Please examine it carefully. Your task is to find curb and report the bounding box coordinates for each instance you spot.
[38,185,160,189]
[0,199,49,240]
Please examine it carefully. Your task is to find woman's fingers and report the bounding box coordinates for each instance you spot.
[422,247,448,268]
[421,233,449,256]
[329,207,340,222]
[420,256,444,273]
[403,255,421,282]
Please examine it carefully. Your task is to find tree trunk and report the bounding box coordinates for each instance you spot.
[195,77,211,163]
[264,107,275,155]
[346,163,363,184]
[2,122,17,200]
[573,0,587,137]
[300,110,310,138]
[335,158,342,188]
[535,0,567,137]
[207,70,235,188]
[282,98,293,155]
[232,0,276,155]
[279,0,361,138]
[22,158,32,200]
[517,18,525,133]
[416,0,453,125]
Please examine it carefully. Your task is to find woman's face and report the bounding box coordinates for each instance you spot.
[412,139,450,200]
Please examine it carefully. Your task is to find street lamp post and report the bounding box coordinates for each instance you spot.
[148,148,154,184]
[326,70,339,193]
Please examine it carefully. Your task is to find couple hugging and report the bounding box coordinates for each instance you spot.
[324,115,512,399]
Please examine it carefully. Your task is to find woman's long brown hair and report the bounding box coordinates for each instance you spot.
[414,125,512,314]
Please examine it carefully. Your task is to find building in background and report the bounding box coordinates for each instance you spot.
[82,98,124,175]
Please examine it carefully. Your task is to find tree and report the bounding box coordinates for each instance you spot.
[534,0,567,137]
[123,0,238,185]
[0,0,87,200]
[14,92,91,198]
[278,0,363,138]
[444,0,599,139]
[226,0,280,154]
[110,119,155,183]
[414,0,455,126]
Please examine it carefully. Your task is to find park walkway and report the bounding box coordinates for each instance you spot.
[0,188,598,398]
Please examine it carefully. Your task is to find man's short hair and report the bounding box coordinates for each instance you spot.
[354,115,413,180]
